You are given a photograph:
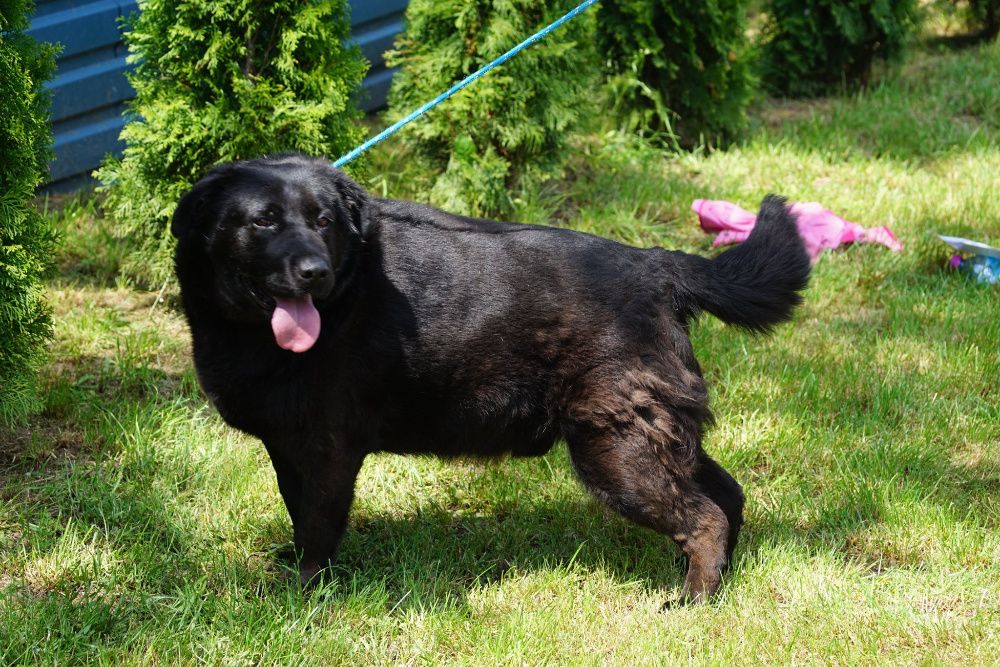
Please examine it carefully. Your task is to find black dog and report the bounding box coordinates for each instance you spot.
[172,153,810,603]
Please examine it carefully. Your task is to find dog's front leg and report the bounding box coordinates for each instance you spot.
[295,446,364,586]
[263,440,304,525]
[263,438,364,586]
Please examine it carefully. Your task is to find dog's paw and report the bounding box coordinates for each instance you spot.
[660,588,713,611]
[298,561,322,587]
[267,542,299,565]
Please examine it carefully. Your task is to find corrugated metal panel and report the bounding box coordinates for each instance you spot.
[350,0,407,110]
[28,0,137,188]
[29,0,409,188]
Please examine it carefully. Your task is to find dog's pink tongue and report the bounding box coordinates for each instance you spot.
[271,295,320,353]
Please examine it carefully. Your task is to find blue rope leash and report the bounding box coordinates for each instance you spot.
[332,0,600,169]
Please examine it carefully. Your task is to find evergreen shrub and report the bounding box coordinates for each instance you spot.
[97,0,368,285]
[596,0,755,147]
[947,0,999,39]
[0,0,58,425]
[386,0,597,218]
[760,0,920,97]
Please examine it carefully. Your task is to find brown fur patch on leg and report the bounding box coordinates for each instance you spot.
[674,503,729,602]
[561,360,736,604]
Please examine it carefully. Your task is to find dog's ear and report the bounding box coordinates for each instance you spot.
[327,168,369,237]
[171,172,225,240]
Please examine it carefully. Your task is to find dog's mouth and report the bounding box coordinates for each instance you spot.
[241,275,323,353]
[270,295,321,353]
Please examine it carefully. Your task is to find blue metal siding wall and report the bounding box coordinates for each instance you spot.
[28,0,408,188]
[28,0,137,186]
[352,0,407,109]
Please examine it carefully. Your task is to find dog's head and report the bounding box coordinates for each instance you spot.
[172,153,367,353]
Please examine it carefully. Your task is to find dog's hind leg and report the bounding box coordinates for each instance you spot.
[562,368,741,603]
[694,452,745,567]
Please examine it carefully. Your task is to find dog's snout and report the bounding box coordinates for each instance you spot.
[295,257,331,285]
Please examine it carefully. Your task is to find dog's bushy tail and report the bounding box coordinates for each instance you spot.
[674,195,811,333]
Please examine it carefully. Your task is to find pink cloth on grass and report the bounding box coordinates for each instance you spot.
[692,199,902,262]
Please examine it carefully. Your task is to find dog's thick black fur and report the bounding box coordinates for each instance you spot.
[172,153,810,602]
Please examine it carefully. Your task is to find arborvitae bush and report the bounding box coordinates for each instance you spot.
[945,0,1000,39]
[97,0,368,285]
[968,0,1000,37]
[760,0,920,97]
[0,0,58,425]
[386,0,597,218]
[596,0,755,148]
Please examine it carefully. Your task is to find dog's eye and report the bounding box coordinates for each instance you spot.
[317,216,332,229]
[253,218,275,229]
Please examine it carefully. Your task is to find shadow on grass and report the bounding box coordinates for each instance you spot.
[3,383,995,624]
[0,443,202,595]
[331,498,686,610]
[923,30,999,51]
[746,39,1000,164]
[4,307,996,616]
[3,342,683,612]
[4,443,684,609]
[0,446,202,663]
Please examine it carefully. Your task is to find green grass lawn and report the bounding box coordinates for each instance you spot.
[2,38,999,665]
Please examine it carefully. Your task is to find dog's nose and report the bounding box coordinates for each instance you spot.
[295,257,331,285]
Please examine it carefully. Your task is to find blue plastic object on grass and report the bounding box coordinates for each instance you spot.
[953,255,1000,285]
[940,235,1000,285]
